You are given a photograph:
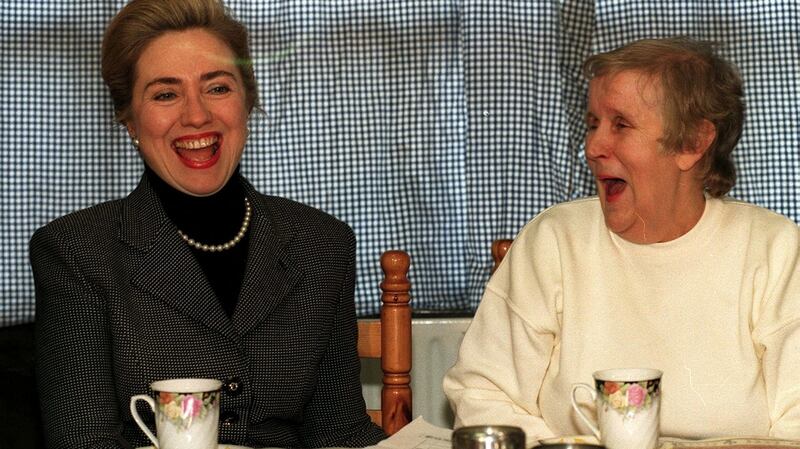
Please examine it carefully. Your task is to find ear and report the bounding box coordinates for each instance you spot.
[125,122,136,140]
[675,119,716,172]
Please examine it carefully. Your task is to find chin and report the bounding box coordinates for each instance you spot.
[602,212,633,236]
[174,179,227,197]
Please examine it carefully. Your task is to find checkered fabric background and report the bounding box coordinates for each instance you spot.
[2,1,798,326]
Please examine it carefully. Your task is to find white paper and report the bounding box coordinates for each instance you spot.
[369,417,453,449]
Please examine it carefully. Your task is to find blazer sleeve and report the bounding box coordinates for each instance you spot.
[31,225,131,449]
[298,226,386,447]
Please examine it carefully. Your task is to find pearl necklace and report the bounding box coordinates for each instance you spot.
[177,197,252,252]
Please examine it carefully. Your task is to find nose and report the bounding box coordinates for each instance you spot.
[181,92,212,127]
[585,125,611,160]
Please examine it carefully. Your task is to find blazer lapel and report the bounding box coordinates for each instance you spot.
[121,176,237,341]
[232,183,303,336]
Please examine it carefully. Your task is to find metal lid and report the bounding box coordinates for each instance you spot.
[452,425,525,449]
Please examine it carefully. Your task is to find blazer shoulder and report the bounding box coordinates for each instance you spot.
[31,199,124,248]
[260,194,355,241]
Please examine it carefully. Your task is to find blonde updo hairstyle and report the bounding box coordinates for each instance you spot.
[583,37,743,197]
[101,0,259,125]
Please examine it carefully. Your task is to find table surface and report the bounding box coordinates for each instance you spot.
[658,437,800,449]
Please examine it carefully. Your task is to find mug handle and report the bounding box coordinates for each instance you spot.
[130,394,159,448]
[571,383,601,440]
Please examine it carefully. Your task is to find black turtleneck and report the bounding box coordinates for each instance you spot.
[146,167,249,317]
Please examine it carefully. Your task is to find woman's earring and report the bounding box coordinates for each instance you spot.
[131,137,140,149]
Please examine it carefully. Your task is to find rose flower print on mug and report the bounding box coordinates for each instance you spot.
[598,378,660,417]
[157,390,219,431]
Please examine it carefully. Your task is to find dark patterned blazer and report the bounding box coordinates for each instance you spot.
[30,174,385,449]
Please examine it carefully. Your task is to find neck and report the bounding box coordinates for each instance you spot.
[622,190,707,244]
[146,167,246,244]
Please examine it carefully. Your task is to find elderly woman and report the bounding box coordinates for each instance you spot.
[30,0,385,448]
[444,38,800,440]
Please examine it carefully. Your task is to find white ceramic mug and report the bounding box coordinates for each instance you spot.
[130,378,222,449]
[571,368,662,449]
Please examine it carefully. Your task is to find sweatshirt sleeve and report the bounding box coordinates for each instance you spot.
[752,222,800,438]
[443,216,563,443]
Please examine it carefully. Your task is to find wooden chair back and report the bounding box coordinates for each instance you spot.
[491,239,513,273]
[357,250,412,435]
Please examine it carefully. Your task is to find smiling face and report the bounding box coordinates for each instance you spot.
[585,70,707,244]
[126,28,249,197]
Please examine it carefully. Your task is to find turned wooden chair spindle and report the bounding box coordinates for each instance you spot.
[357,250,412,435]
[491,239,513,274]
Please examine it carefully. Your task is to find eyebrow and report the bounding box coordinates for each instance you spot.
[201,70,237,82]
[143,70,238,91]
[586,107,630,121]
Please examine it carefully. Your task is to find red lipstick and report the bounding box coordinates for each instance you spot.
[172,132,222,169]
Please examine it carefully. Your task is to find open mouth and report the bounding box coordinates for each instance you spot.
[173,133,221,167]
[602,177,627,200]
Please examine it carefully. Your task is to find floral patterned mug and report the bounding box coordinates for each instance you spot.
[130,378,222,449]
[571,368,662,449]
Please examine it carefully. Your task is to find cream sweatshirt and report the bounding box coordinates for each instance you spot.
[444,196,800,442]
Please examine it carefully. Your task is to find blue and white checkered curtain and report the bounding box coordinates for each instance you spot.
[2,1,799,325]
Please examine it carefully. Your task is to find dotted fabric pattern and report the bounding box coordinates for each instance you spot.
[30,175,386,447]
[2,1,799,325]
